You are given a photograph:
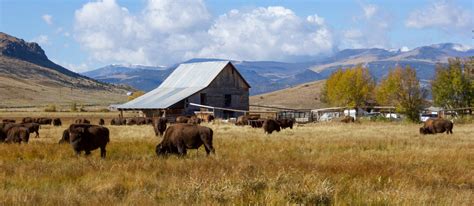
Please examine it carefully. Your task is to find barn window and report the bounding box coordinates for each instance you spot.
[224,94,231,107]
[201,93,207,105]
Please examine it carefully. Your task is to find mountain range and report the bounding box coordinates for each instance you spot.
[83,43,474,95]
[0,32,130,107]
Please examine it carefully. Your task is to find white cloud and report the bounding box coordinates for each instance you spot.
[31,35,49,45]
[341,3,391,49]
[406,1,472,33]
[42,14,53,25]
[74,0,335,65]
[196,7,333,61]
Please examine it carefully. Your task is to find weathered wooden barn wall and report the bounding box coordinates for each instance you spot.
[185,63,250,118]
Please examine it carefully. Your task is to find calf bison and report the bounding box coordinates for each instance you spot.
[75,118,90,124]
[53,118,62,126]
[420,118,453,135]
[263,119,281,134]
[278,118,295,129]
[153,117,168,136]
[68,124,110,158]
[155,124,215,156]
[175,116,190,123]
[5,126,30,143]
[341,116,355,123]
[99,118,105,126]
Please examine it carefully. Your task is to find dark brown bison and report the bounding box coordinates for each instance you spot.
[249,119,265,128]
[5,126,30,143]
[263,119,281,134]
[21,123,40,138]
[53,118,62,126]
[75,118,90,124]
[99,118,105,126]
[153,117,167,136]
[2,119,16,123]
[187,116,202,124]
[155,124,215,156]
[110,118,126,125]
[135,117,148,125]
[341,116,355,123]
[36,118,53,125]
[0,123,8,142]
[126,118,137,125]
[278,118,295,129]
[420,118,453,135]
[58,129,70,144]
[22,117,35,123]
[68,124,110,158]
[206,114,215,123]
[175,116,190,123]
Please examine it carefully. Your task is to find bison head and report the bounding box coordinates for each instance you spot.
[155,143,168,156]
[69,127,85,143]
[419,127,429,135]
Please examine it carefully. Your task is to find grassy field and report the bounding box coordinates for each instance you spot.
[0,112,473,205]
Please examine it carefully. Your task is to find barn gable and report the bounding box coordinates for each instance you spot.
[117,61,250,111]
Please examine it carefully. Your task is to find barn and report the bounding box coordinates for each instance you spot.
[117,61,251,120]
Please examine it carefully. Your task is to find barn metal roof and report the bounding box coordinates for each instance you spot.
[117,61,236,110]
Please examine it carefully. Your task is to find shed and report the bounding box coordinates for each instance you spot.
[117,61,250,120]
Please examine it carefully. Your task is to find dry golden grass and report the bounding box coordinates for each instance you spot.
[0,112,473,205]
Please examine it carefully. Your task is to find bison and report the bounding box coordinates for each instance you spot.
[22,117,35,123]
[36,118,52,125]
[53,118,62,126]
[153,117,168,136]
[21,123,40,138]
[341,116,355,123]
[68,124,110,158]
[420,118,453,135]
[2,119,16,123]
[175,116,190,123]
[187,116,202,124]
[75,118,90,124]
[278,118,295,129]
[98,118,105,125]
[58,129,70,144]
[5,126,30,143]
[263,119,281,134]
[110,118,126,125]
[249,119,265,128]
[155,124,215,156]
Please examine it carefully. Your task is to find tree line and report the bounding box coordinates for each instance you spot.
[321,57,474,122]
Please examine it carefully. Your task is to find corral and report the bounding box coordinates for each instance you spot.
[0,111,472,205]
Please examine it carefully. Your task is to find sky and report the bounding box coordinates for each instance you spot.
[0,0,472,72]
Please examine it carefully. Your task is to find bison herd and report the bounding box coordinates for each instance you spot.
[0,115,456,159]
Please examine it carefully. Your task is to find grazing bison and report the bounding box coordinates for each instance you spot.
[5,126,30,143]
[58,129,70,144]
[53,118,62,126]
[153,117,168,136]
[99,118,105,126]
[2,119,16,123]
[175,116,190,123]
[22,117,35,123]
[263,119,281,134]
[420,118,453,135]
[75,118,90,124]
[20,123,40,138]
[110,118,126,125]
[341,116,355,123]
[155,124,215,156]
[68,124,110,158]
[187,116,202,124]
[278,118,295,129]
[36,118,52,125]
[249,119,265,128]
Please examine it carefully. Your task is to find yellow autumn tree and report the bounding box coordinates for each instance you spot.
[321,65,375,115]
[376,66,426,122]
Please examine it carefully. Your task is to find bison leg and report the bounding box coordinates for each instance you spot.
[100,146,107,159]
[204,144,215,155]
[176,143,187,156]
[35,131,39,138]
[85,150,91,156]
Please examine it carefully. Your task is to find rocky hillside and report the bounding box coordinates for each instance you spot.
[0,32,130,107]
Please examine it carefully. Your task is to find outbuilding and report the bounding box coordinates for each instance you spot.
[117,61,250,120]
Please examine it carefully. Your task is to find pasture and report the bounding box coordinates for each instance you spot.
[0,112,473,205]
